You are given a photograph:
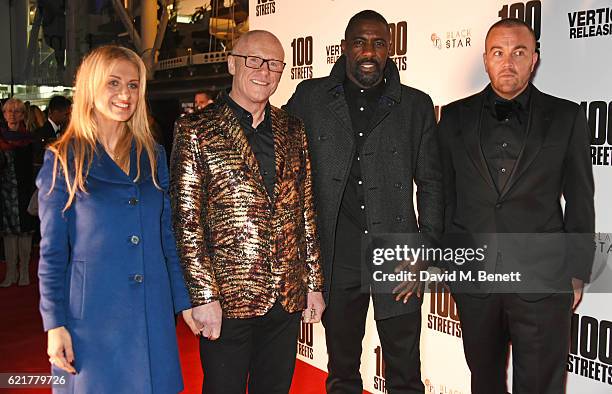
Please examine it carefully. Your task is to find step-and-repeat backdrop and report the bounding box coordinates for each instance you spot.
[250,1,612,393]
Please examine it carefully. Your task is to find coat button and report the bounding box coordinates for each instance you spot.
[133,274,144,283]
[395,215,403,222]
[495,203,502,210]
[128,198,138,205]
[130,235,140,245]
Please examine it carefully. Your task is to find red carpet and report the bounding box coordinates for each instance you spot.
[0,253,360,394]
[176,320,329,394]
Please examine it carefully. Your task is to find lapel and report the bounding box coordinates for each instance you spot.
[370,58,401,133]
[45,121,57,138]
[88,141,144,185]
[218,102,269,201]
[369,96,394,135]
[324,56,356,141]
[461,88,496,192]
[499,86,550,198]
[270,106,289,203]
[217,101,292,205]
[325,86,355,142]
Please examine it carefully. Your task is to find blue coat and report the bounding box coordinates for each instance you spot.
[37,144,191,393]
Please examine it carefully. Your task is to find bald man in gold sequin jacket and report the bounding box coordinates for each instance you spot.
[170,32,324,393]
[169,39,326,386]
[170,100,323,313]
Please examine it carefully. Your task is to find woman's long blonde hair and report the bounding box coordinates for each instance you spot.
[48,45,159,210]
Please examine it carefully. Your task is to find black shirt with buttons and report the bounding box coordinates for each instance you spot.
[333,78,385,281]
[480,84,531,193]
[223,91,276,198]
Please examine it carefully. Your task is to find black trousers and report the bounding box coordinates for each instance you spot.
[199,301,301,394]
[454,293,573,394]
[322,282,424,394]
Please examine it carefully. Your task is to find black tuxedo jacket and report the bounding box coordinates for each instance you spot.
[438,85,595,296]
[35,120,59,146]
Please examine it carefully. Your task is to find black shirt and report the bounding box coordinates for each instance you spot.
[480,84,531,193]
[332,78,385,283]
[223,92,276,198]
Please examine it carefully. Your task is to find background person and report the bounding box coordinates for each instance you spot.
[193,91,214,110]
[0,98,37,287]
[26,103,46,133]
[35,95,72,146]
[34,96,72,175]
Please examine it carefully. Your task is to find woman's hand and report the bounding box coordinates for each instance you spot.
[181,309,200,336]
[47,326,76,374]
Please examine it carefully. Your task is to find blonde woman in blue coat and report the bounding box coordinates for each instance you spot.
[37,45,198,393]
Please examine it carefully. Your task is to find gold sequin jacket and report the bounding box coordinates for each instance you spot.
[170,101,323,318]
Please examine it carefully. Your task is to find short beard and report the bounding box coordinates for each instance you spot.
[350,60,383,88]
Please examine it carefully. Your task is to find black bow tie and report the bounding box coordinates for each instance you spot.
[494,99,523,123]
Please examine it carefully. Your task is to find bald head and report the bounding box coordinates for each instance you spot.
[232,30,285,59]
[227,29,285,113]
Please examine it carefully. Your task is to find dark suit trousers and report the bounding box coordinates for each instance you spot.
[199,301,301,394]
[454,293,573,394]
[323,281,424,394]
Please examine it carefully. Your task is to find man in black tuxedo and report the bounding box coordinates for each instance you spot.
[35,95,72,146]
[33,95,71,172]
[437,18,594,394]
[285,10,443,394]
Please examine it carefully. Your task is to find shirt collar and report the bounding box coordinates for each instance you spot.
[487,83,532,111]
[343,76,386,99]
[48,118,60,133]
[221,90,271,129]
